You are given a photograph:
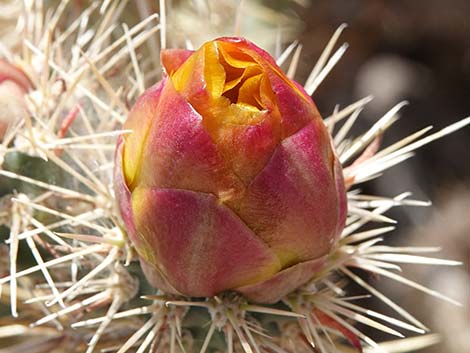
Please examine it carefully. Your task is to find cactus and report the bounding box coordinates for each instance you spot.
[0,1,468,353]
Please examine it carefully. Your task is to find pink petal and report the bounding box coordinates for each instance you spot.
[135,78,244,199]
[122,79,166,187]
[236,257,326,303]
[268,72,319,138]
[237,119,345,267]
[130,187,281,297]
[215,110,281,184]
[116,142,190,295]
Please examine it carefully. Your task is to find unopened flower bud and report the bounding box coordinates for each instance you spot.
[114,37,347,303]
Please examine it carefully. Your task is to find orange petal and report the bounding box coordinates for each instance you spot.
[237,73,263,109]
[217,41,257,69]
[216,37,317,137]
[161,48,194,75]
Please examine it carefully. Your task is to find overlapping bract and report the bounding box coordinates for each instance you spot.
[115,37,347,303]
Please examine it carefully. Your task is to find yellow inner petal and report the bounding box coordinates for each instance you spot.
[203,42,226,98]
[170,40,281,140]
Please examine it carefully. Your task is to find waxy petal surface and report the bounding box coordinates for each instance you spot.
[130,187,281,297]
[133,79,244,198]
[237,119,342,267]
[214,110,281,184]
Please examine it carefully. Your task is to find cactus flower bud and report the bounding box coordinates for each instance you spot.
[114,37,347,303]
[0,59,32,140]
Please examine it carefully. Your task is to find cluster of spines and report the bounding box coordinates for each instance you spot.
[0,1,468,353]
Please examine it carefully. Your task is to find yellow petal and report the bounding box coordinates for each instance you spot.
[203,42,226,98]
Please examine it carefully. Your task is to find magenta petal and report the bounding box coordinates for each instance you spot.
[267,72,319,138]
[116,142,185,294]
[137,79,244,198]
[238,119,345,267]
[236,257,326,303]
[216,111,281,183]
[131,187,281,297]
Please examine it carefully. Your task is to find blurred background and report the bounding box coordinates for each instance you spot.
[284,1,470,352]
